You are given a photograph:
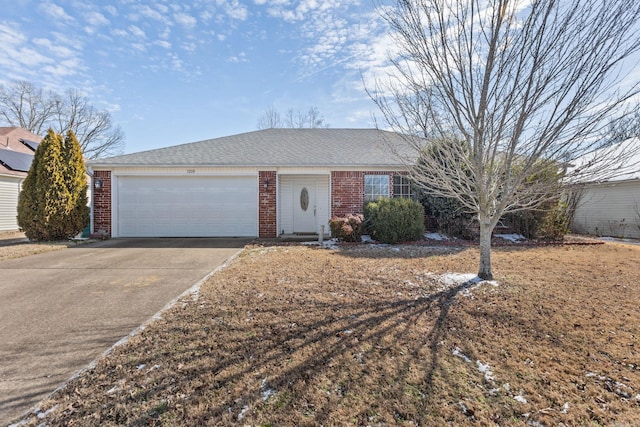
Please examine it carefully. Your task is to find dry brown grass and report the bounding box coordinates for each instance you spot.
[16,242,640,426]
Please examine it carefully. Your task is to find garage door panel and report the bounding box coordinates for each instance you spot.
[117,176,257,237]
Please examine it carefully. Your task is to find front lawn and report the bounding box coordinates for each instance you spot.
[17,242,640,426]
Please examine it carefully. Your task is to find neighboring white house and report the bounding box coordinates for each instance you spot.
[571,140,640,239]
[0,127,42,231]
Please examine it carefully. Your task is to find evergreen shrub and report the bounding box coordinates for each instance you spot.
[364,198,425,244]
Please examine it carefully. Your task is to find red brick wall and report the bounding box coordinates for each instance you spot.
[258,171,277,238]
[331,171,400,218]
[92,170,112,237]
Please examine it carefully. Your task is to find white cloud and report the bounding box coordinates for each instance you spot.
[182,41,197,52]
[222,0,249,20]
[227,52,248,63]
[174,13,197,28]
[155,40,172,49]
[104,5,118,16]
[138,5,167,22]
[111,28,128,38]
[33,38,76,58]
[128,25,146,38]
[85,11,110,27]
[39,2,74,22]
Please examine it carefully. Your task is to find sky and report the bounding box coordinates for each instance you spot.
[1,0,395,154]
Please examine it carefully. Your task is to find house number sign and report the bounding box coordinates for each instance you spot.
[300,187,309,211]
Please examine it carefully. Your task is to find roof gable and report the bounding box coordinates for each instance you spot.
[0,127,43,154]
[89,128,417,168]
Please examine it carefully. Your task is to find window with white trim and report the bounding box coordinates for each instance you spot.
[393,175,412,198]
[364,175,390,203]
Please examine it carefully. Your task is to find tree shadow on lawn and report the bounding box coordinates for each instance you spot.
[36,268,484,425]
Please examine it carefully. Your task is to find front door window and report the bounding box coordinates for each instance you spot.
[300,187,309,211]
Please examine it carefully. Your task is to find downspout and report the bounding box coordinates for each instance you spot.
[87,167,94,235]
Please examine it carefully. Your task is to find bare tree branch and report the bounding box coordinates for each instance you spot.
[371,0,640,279]
[0,81,125,158]
[257,105,329,129]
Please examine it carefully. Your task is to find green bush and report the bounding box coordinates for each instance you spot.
[419,192,475,239]
[18,129,89,241]
[329,214,364,242]
[504,199,570,240]
[536,201,571,240]
[364,198,425,244]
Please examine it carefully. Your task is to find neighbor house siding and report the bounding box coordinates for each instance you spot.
[93,170,112,236]
[0,176,21,231]
[571,180,640,239]
[259,170,277,238]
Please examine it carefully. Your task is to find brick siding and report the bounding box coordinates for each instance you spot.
[92,170,112,237]
[330,171,402,218]
[258,171,277,238]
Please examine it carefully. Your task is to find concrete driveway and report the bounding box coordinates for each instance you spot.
[0,237,249,425]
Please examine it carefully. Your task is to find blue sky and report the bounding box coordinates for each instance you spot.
[1,0,394,154]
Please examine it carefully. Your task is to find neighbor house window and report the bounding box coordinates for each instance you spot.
[393,175,412,198]
[364,175,390,202]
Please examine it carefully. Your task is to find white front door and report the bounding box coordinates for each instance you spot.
[293,178,317,234]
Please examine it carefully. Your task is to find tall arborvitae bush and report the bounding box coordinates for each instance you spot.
[62,130,89,236]
[17,129,88,240]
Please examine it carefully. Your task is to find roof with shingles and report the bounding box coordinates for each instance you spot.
[89,128,417,168]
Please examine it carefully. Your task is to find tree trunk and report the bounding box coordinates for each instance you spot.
[478,219,494,280]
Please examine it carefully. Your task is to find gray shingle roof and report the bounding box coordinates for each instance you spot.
[88,128,417,168]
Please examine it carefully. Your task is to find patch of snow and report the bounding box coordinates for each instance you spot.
[503,383,511,392]
[526,420,545,427]
[38,405,58,419]
[451,346,471,363]
[495,233,526,243]
[361,234,375,243]
[439,273,481,286]
[424,232,449,241]
[136,363,146,370]
[302,238,340,249]
[514,393,528,404]
[476,360,495,382]
[561,402,569,414]
[237,405,249,420]
[260,378,276,401]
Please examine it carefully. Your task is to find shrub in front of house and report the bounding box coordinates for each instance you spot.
[329,214,364,242]
[18,129,89,241]
[364,197,425,244]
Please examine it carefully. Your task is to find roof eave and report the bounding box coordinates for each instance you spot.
[88,162,411,169]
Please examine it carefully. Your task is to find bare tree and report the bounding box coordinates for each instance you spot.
[371,0,640,279]
[0,81,57,135]
[0,81,124,158]
[257,105,329,129]
[257,105,284,129]
[52,89,125,159]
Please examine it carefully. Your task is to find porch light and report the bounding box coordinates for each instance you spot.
[263,178,269,189]
[94,178,103,190]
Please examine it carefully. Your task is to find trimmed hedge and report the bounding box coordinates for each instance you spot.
[364,198,425,244]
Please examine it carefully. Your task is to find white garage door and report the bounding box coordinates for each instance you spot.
[117,176,258,237]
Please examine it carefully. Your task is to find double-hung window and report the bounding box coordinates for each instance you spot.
[364,175,390,203]
[393,175,412,198]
